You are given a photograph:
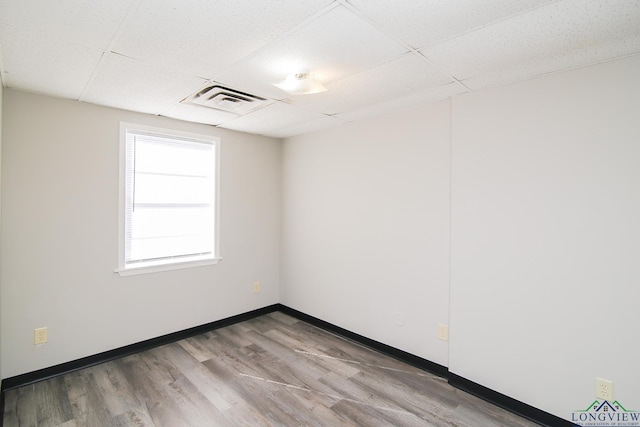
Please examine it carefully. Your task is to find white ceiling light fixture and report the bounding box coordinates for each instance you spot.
[273,72,327,95]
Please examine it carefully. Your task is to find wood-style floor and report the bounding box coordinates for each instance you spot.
[3,312,539,426]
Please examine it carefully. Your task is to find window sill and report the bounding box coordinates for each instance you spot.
[116,257,222,276]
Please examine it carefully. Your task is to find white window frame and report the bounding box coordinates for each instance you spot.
[117,122,221,276]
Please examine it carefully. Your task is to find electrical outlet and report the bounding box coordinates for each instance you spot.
[34,327,48,345]
[596,378,614,401]
[253,281,260,293]
[438,323,449,342]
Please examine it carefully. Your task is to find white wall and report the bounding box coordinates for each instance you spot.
[281,102,451,366]
[281,54,640,423]
[450,55,640,420]
[0,80,3,378]
[0,90,281,378]
[2,54,639,424]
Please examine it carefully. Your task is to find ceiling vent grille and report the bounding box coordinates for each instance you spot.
[181,85,268,115]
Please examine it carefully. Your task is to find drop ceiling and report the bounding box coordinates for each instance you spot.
[1,0,639,138]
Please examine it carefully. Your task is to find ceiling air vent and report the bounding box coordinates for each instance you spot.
[181,85,268,115]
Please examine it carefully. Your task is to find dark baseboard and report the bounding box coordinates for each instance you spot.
[276,304,449,378]
[0,304,280,392]
[448,373,578,427]
[277,304,573,427]
[1,303,575,427]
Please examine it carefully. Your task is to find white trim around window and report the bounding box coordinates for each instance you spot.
[117,122,221,276]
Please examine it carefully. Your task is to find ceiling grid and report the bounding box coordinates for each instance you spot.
[0,0,638,137]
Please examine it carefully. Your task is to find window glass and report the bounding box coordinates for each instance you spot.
[119,123,220,274]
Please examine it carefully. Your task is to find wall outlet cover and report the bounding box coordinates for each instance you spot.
[34,327,48,345]
[595,378,614,401]
[438,323,449,342]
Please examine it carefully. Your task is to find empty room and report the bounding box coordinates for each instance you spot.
[1,1,639,426]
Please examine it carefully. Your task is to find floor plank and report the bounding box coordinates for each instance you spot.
[3,313,540,426]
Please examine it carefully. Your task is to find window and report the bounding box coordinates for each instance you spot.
[118,123,220,275]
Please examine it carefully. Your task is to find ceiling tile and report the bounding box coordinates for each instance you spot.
[347,0,552,50]
[0,0,134,50]
[336,82,468,122]
[215,5,408,100]
[0,25,103,99]
[421,0,640,90]
[218,101,327,136]
[2,0,638,138]
[81,53,207,116]
[112,0,334,79]
[268,115,348,138]
[287,52,453,115]
[159,103,240,127]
